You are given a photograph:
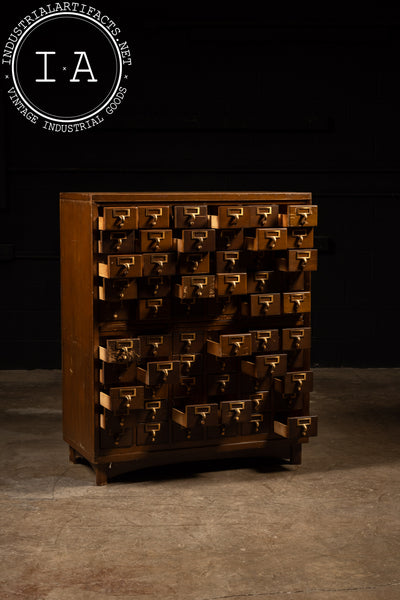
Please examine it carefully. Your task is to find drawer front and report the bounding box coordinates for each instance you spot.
[256,228,288,251]
[277,249,318,272]
[99,362,137,386]
[208,333,252,357]
[286,205,318,227]
[282,292,311,314]
[274,416,318,441]
[220,399,253,424]
[249,293,281,317]
[287,227,314,249]
[100,415,134,449]
[178,353,203,376]
[247,271,279,294]
[178,229,216,252]
[274,370,314,395]
[241,353,287,380]
[137,360,181,386]
[178,252,210,275]
[216,228,244,250]
[174,205,208,228]
[138,205,170,228]
[241,413,271,435]
[172,376,203,400]
[100,338,141,363]
[216,273,247,296]
[250,391,272,412]
[99,278,138,301]
[137,276,171,299]
[98,230,135,254]
[172,403,219,428]
[207,372,240,397]
[138,230,174,252]
[142,253,177,276]
[137,298,171,320]
[99,206,138,230]
[173,330,205,354]
[215,251,246,273]
[213,205,248,228]
[250,329,280,353]
[247,204,279,227]
[99,254,143,278]
[136,422,169,446]
[135,399,169,422]
[274,391,304,411]
[281,327,311,351]
[206,354,241,374]
[100,386,145,414]
[175,275,216,299]
[139,334,173,359]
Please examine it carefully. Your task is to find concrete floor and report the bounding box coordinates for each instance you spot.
[0,368,399,600]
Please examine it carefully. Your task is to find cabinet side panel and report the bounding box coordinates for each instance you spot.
[60,197,95,459]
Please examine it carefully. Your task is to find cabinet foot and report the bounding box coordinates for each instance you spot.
[94,464,108,486]
[69,446,81,464]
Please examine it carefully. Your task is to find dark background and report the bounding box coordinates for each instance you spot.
[1,4,400,369]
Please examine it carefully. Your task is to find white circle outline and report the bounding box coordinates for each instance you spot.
[11,11,123,123]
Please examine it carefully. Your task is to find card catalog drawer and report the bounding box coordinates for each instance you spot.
[98,206,138,231]
[211,205,248,228]
[176,229,216,252]
[99,338,141,363]
[173,330,205,354]
[282,292,311,314]
[139,334,173,359]
[281,327,311,351]
[135,399,169,423]
[207,372,240,397]
[274,416,318,442]
[175,275,216,299]
[274,370,314,395]
[241,353,287,380]
[251,228,288,251]
[137,205,170,228]
[136,360,180,386]
[142,253,177,276]
[277,249,318,272]
[98,278,138,301]
[249,293,280,317]
[172,376,203,400]
[220,399,253,424]
[178,252,210,274]
[178,353,203,376]
[98,254,143,278]
[100,386,145,414]
[287,227,314,249]
[137,298,171,320]
[216,273,247,296]
[247,204,279,227]
[216,228,244,250]
[138,230,174,252]
[137,277,171,299]
[100,415,134,449]
[136,422,169,446]
[249,391,272,412]
[247,271,279,294]
[215,251,246,273]
[174,205,208,228]
[98,230,135,254]
[250,329,280,353]
[207,333,252,357]
[172,404,219,428]
[283,205,318,227]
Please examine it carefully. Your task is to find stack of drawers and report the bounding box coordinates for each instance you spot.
[60,192,318,485]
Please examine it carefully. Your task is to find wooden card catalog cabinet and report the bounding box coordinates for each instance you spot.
[60,191,318,485]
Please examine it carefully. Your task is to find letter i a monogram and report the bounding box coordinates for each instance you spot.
[35,50,98,82]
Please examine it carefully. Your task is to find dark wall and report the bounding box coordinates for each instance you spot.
[1,6,400,368]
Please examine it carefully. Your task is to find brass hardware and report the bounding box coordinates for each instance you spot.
[250,413,263,432]
[147,298,163,315]
[145,207,162,226]
[290,293,304,312]
[145,400,161,420]
[188,253,203,272]
[293,228,307,247]
[116,255,134,276]
[292,373,306,393]
[264,229,280,249]
[180,354,195,374]
[110,232,127,251]
[255,272,269,292]
[147,336,163,357]
[229,401,244,422]
[225,274,240,294]
[256,330,271,352]
[183,206,200,225]
[191,230,208,250]
[264,355,280,373]
[223,252,239,271]
[150,254,167,275]
[112,208,130,228]
[227,207,243,225]
[181,332,195,352]
[195,405,211,426]
[192,276,207,297]
[259,294,273,313]
[229,335,244,355]
[289,329,304,349]
[296,417,311,436]
[256,206,272,226]
[182,377,196,394]
[296,250,311,269]
[148,230,165,251]
[296,206,312,225]
[218,374,230,393]
[112,279,130,299]
[145,422,161,442]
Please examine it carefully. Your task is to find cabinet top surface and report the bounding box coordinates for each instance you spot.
[60,191,312,204]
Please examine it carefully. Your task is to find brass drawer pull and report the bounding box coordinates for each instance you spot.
[195,405,211,425]
[290,293,304,311]
[264,229,281,249]
[296,206,312,225]
[112,208,130,228]
[145,207,162,226]
[184,206,200,225]
[296,250,311,269]
[145,400,161,420]
[256,206,272,226]
[230,401,245,421]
